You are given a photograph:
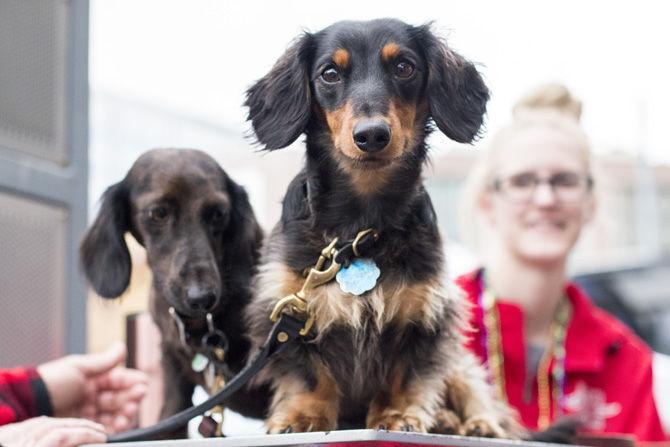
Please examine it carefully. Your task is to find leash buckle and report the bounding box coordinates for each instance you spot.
[200,364,226,437]
[270,237,341,336]
[269,293,316,337]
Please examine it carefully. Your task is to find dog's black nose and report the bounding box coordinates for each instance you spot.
[186,286,217,312]
[353,120,391,153]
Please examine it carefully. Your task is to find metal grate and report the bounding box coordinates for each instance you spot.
[0,190,68,367]
[0,0,68,164]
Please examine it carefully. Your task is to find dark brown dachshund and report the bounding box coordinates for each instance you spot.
[244,19,522,436]
[80,148,267,438]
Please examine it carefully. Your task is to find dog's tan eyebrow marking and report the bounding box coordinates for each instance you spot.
[332,48,350,68]
[381,42,400,61]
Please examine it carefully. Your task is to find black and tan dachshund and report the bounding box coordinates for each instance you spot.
[80,148,267,438]
[244,19,521,436]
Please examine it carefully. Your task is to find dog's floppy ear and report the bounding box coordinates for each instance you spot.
[79,181,132,298]
[415,25,490,143]
[245,33,314,150]
[225,176,263,270]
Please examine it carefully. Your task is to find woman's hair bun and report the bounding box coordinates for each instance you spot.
[513,83,582,121]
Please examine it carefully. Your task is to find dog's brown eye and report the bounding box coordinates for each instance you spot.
[321,66,341,84]
[394,60,415,79]
[149,206,169,223]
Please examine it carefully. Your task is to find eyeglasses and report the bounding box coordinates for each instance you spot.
[491,171,593,203]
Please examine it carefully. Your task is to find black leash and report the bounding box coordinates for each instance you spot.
[107,314,305,442]
[107,229,378,442]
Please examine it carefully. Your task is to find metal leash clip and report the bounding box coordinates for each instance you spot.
[199,360,226,437]
[270,237,341,336]
[198,313,228,438]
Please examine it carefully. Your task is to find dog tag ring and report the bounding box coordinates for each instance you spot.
[191,353,209,373]
[336,258,380,295]
[202,330,229,363]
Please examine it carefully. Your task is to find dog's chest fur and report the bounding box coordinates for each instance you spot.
[253,255,452,415]
[246,163,458,424]
[312,280,453,426]
[320,318,402,422]
[322,313,427,395]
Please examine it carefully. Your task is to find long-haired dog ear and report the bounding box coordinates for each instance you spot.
[245,33,314,150]
[225,176,263,270]
[415,25,490,143]
[79,181,132,298]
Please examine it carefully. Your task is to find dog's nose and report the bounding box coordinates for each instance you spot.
[353,120,391,153]
[185,286,217,312]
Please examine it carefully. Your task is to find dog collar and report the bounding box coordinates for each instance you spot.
[271,228,380,336]
[168,308,229,367]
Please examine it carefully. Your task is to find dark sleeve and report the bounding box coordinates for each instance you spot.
[0,366,53,426]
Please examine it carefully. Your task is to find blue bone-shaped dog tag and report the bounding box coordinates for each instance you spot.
[336,258,381,295]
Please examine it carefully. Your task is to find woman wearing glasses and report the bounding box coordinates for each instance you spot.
[457,84,666,442]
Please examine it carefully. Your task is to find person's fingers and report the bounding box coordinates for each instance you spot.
[29,416,60,438]
[25,417,107,446]
[96,382,147,412]
[47,417,107,432]
[97,390,121,412]
[120,401,139,420]
[37,427,107,447]
[77,342,126,375]
[81,379,99,404]
[98,367,148,390]
[94,411,135,435]
[80,402,97,420]
[27,416,104,439]
[96,401,139,434]
[97,413,115,430]
[112,413,131,434]
[126,382,148,401]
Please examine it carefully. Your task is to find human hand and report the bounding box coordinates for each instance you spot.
[37,342,148,434]
[0,416,106,447]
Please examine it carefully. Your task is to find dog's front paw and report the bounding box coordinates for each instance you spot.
[266,412,336,434]
[459,415,507,438]
[431,408,462,434]
[368,412,426,432]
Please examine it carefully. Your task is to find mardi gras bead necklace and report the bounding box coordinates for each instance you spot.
[479,272,571,429]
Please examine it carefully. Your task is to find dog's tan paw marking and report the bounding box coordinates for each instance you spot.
[368,414,426,432]
[459,415,507,438]
[266,413,335,434]
[431,408,462,434]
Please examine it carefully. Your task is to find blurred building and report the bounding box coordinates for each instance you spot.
[0,0,89,366]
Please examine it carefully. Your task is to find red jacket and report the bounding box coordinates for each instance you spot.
[0,366,52,426]
[458,269,667,443]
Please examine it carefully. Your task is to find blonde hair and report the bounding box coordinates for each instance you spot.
[458,83,592,254]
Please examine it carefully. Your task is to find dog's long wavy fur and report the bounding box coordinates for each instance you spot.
[80,149,267,438]
[244,19,525,437]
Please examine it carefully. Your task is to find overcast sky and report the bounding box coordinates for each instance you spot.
[91,0,670,164]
